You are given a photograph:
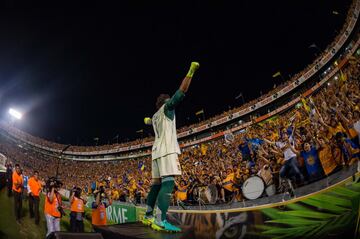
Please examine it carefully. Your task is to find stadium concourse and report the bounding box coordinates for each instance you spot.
[0,1,360,238]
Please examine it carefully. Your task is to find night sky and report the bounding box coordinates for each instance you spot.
[0,1,352,145]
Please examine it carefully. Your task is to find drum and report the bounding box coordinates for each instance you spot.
[193,185,218,204]
[242,176,265,200]
[265,184,276,197]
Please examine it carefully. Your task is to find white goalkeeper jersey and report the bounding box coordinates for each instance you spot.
[151,104,181,160]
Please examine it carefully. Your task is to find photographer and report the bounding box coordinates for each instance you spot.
[91,186,112,226]
[44,178,64,238]
[69,187,87,232]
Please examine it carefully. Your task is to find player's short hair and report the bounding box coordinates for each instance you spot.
[156,94,170,110]
[15,164,20,167]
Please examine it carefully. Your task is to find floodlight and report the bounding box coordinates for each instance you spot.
[9,108,22,120]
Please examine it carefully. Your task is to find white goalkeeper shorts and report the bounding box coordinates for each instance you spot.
[152,153,182,178]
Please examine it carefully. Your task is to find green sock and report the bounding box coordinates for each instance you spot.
[158,177,175,221]
[145,183,161,216]
[186,62,199,78]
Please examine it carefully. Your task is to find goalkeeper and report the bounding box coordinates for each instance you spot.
[142,62,200,232]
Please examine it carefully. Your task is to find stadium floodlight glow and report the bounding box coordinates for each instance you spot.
[9,108,22,120]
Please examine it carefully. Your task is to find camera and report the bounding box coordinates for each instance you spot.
[94,185,107,199]
[99,186,105,194]
[72,187,82,198]
[57,206,66,217]
[45,177,63,191]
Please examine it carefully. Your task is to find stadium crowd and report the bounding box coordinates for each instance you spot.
[2,53,359,207]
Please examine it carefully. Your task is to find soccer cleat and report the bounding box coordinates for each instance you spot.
[141,215,155,226]
[162,220,182,232]
[151,220,165,231]
[150,218,182,233]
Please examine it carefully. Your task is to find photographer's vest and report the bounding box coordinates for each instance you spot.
[92,203,107,226]
[44,193,61,218]
[71,197,84,213]
[151,104,181,160]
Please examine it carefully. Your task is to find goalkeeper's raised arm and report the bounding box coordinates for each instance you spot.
[180,61,200,93]
[164,62,200,112]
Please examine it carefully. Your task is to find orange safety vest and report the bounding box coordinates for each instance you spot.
[44,193,61,218]
[12,172,23,193]
[71,197,84,213]
[28,177,42,196]
[92,203,107,226]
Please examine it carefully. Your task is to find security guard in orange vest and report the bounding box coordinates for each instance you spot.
[28,171,42,225]
[12,164,24,224]
[92,186,112,226]
[70,187,87,232]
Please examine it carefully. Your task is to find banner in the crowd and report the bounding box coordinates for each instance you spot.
[224,131,235,143]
